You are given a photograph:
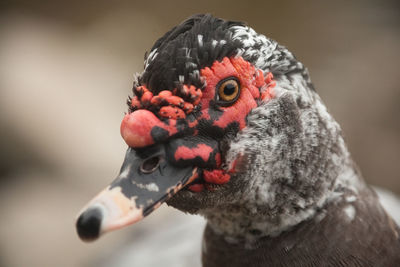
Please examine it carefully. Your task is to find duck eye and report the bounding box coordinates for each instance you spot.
[217,77,240,104]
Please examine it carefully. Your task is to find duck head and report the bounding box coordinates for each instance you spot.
[76,14,353,242]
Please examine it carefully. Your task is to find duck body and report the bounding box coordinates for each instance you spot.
[76,14,400,266]
[202,186,400,267]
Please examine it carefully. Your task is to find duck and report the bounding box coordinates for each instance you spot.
[76,14,400,266]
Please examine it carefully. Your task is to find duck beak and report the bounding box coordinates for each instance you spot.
[75,145,198,242]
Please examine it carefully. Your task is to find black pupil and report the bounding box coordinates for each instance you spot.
[223,83,236,96]
[141,157,160,173]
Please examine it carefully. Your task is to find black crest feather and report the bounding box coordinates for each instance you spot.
[138,14,245,94]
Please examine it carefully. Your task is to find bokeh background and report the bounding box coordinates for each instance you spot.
[0,0,399,266]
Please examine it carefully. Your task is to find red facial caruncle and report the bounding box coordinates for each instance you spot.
[120,56,276,192]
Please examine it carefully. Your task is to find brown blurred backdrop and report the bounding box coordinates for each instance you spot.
[0,0,399,266]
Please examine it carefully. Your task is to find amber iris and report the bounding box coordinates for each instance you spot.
[217,77,240,103]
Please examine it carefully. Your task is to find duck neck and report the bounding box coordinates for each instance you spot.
[202,89,364,245]
[202,157,363,246]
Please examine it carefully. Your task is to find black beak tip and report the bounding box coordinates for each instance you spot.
[76,208,102,242]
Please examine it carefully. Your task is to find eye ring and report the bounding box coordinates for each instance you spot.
[216,77,240,106]
[140,156,160,174]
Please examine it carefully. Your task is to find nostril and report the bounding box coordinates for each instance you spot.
[76,208,102,241]
[140,156,160,174]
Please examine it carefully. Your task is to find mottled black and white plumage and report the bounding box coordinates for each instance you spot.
[163,14,400,266]
[76,14,400,267]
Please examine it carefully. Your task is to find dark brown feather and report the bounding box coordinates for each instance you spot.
[202,187,400,267]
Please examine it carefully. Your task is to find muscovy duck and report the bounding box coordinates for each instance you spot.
[76,14,400,266]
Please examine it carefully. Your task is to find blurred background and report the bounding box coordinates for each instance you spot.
[0,0,399,266]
